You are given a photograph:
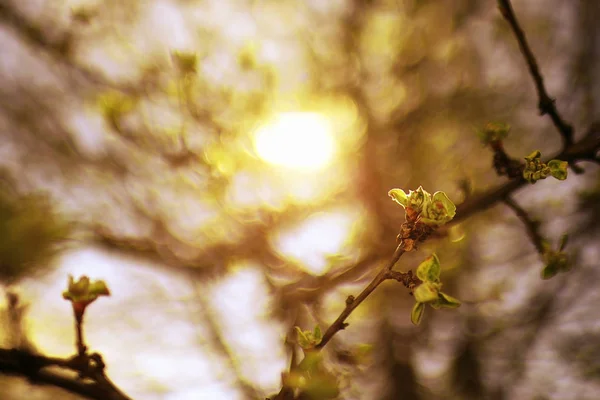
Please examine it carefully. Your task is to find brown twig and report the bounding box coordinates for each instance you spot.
[497,0,574,148]
[75,314,87,356]
[489,140,523,179]
[0,348,131,400]
[503,196,546,254]
[316,245,407,350]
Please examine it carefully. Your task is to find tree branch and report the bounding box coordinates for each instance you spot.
[453,125,600,224]
[497,0,574,148]
[316,245,408,350]
[503,196,545,254]
[0,348,131,400]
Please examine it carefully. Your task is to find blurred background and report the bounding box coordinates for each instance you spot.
[1,0,600,399]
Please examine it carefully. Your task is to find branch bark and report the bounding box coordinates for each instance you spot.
[0,349,131,400]
[497,0,574,148]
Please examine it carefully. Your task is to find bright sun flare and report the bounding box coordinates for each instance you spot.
[253,112,336,171]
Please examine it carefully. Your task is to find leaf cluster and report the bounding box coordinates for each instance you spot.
[411,254,461,325]
[522,151,568,184]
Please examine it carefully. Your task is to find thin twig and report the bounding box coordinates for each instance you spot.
[497,0,574,148]
[75,314,87,356]
[503,196,546,254]
[316,245,406,350]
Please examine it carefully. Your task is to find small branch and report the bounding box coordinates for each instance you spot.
[75,314,87,356]
[316,245,407,350]
[453,123,600,224]
[490,140,523,179]
[503,196,546,254]
[0,348,131,400]
[497,0,574,148]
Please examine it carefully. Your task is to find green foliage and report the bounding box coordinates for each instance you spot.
[62,275,111,305]
[411,302,425,325]
[547,159,569,180]
[414,281,441,303]
[522,150,568,184]
[411,254,461,325]
[295,325,323,350]
[477,122,511,145]
[388,187,456,226]
[0,190,70,284]
[415,254,441,282]
[541,235,571,279]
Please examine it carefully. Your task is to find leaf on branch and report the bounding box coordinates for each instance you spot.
[523,151,568,183]
[416,254,441,283]
[295,326,322,350]
[63,275,110,310]
[421,191,457,225]
[411,302,425,325]
[388,188,409,207]
[410,254,461,325]
[431,292,462,309]
[388,187,456,226]
[414,281,441,303]
[548,159,568,180]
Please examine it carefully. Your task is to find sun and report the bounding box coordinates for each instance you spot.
[253,112,336,171]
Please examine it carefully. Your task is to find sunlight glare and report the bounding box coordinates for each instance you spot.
[253,112,335,170]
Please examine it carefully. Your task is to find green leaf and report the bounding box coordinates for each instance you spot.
[313,325,322,343]
[525,150,542,161]
[62,275,110,305]
[414,282,440,303]
[559,234,569,251]
[523,150,562,184]
[295,326,310,349]
[542,249,570,279]
[408,186,430,210]
[541,263,559,280]
[421,191,456,225]
[416,254,441,282]
[411,302,425,325]
[388,189,409,208]
[435,292,462,308]
[548,159,568,180]
[296,326,322,349]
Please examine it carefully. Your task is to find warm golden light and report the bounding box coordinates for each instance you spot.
[254,112,335,170]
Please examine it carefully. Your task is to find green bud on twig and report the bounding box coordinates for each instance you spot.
[410,254,461,325]
[523,150,568,184]
[388,187,456,226]
[477,122,511,145]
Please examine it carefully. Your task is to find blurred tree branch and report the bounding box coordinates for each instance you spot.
[0,348,131,400]
[497,0,574,148]
[193,285,263,400]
